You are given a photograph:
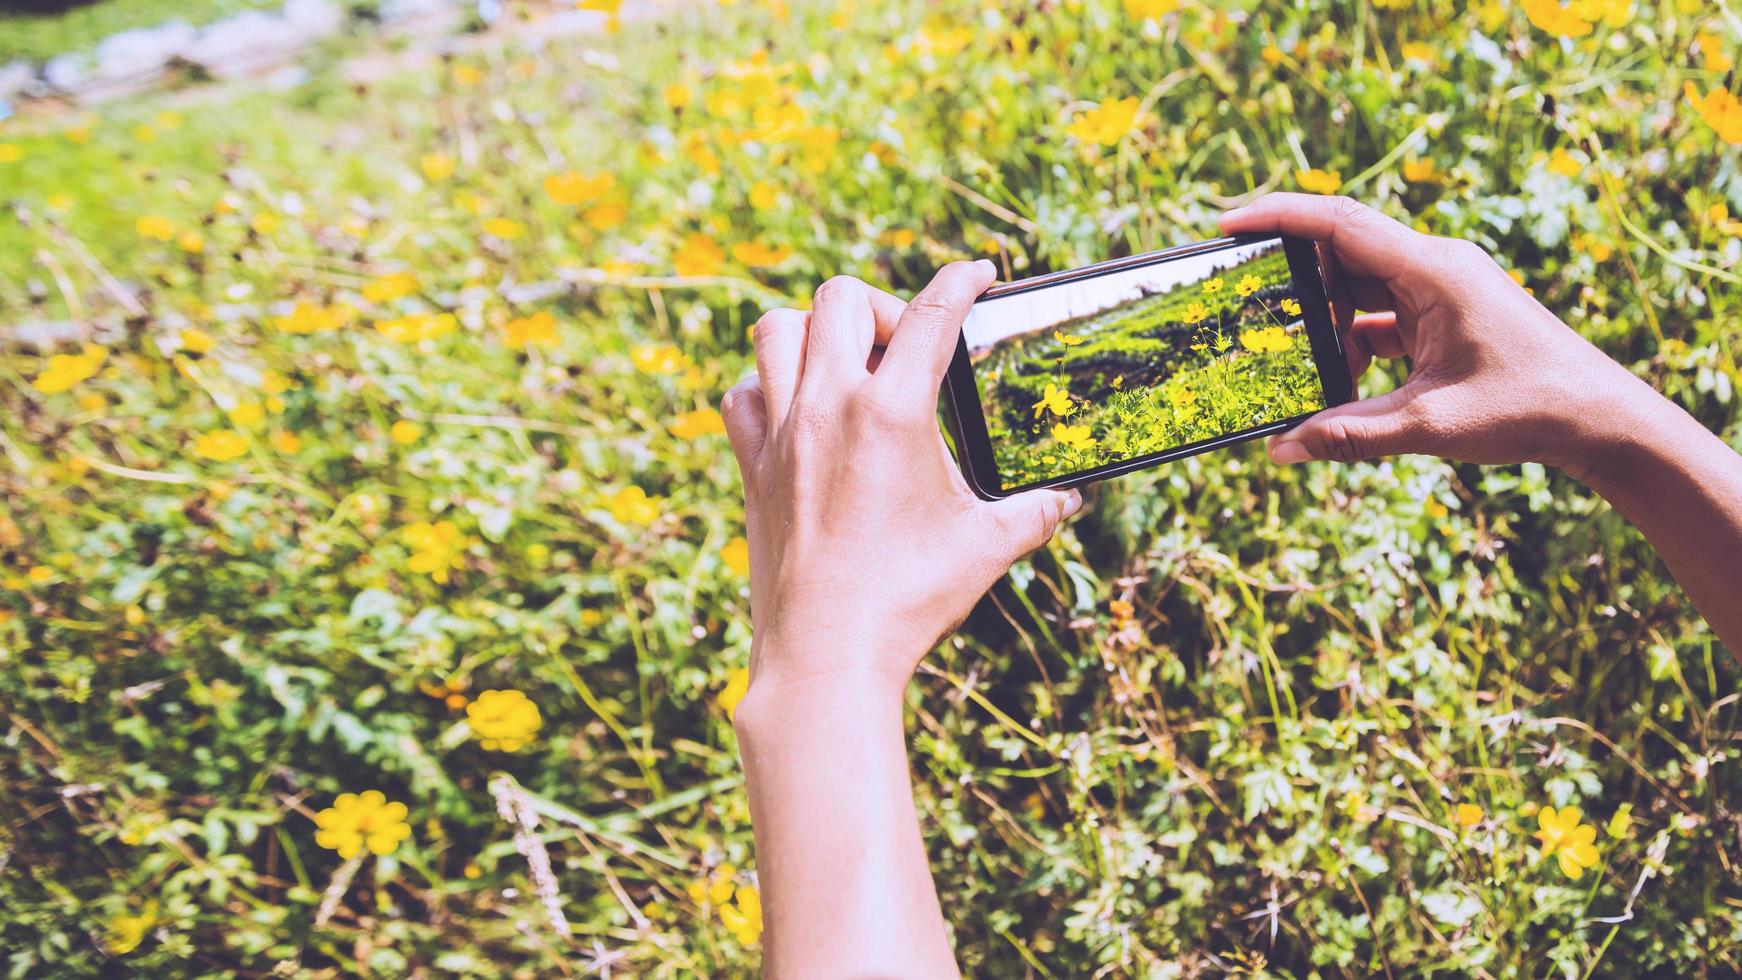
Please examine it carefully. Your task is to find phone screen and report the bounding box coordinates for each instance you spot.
[959,236,1328,491]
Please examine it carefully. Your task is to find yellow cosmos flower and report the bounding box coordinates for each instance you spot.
[376,312,457,344]
[250,212,281,235]
[1400,41,1434,64]
[1053,330,1084,346]
[631,343,690,374]
[1523,0,1628,37]
[1695,32,1734,73]
[502,311,559,350]
[1280,297,1303,317]
[106,902,158,955]
[1030,383,1075,419]
[483,217,526,239]
[451,63,483,86]
[1402,157,1440,183]
[721,536,751,576]
[1052,422,1095,450]
[403,520,473,583]
[314,791,412,859]
[689,864,738,908]
[1535,805,1600,880]
[1547,147,1582,177]
[390,419,421,445]
[717,667,750,719]
[1685,83,1742,145]
[578,0,623,32]
[420,152,456,181]
[606,486,662,525]
[1166,387,1196,410]
[466,689,544,751]
[664,82,693,109]
[674,233,726,276]
[193,430,249,461]
[731,241,794,268]
[719,884,762,945]
[747,180,780,210]
[1202,276,1224,294]
[1180,301,1210,324]
[544,170,616,206]
[1235,274,1263,297]
[1065,96,1141,146]
[1606,804,1634,839]
[179,328,215,355]
[671,407,727,439]
[177,230,206,254]
[1240,326,1293,353]
[1296,168,1341,194]
[1122,0,1178,20]
[136,215,176,241]
[0,143,22,164]
[269,430,302,454]
[582,200,627,231]
[32,345,108,394]
[1455,803,1484,828]
[363,272,419,303]
[228,401,266,429]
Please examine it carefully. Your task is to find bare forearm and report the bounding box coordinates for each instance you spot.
[1573,380,1742,657]
[733,662,957,979]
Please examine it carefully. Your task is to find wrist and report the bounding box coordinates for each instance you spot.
[1557,372,1682,491]
[732,634,916,749]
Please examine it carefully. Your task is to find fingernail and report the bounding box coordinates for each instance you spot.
[1270,440,1312,465]
[1221,206,1247,221]
[975,258,997,274]
[1061,489,1083,519]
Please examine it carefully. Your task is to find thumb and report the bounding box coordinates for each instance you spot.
[982,487,1083,564]
[1267,388,1424,464]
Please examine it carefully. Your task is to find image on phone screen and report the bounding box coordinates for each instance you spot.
[956,236,1334,492]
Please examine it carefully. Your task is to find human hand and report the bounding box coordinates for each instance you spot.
[1220,194,1662,480]
[719,261,1081,709]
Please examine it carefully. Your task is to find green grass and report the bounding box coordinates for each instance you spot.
[2,0,1740,975]
[0,0,281,64]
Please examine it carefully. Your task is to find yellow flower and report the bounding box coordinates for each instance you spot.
[0,143,22,164]
[631,343,690,374]
[1296,168,1341,194]
[717,667,751,719]
[1524,0,1593,36]
[1695,32,1734,74]
[1260,44,1285,65]
[1280,297,1303,317]
[1065,96,1141,146]
[177,230,206,254]
[1684,83,1742,145]
[106,902,158,955]
[664,82,693,109]
[606,486,662,525]
[719,884,762,945]
[136,215,176,241]
[270,430,302,454]
[314,791,412,859]
[1053,330,1084,346]
[1402,157,1440,183]
[1122,0,1177,20]
[748,180,780,211]
[1535,805,1600,880]
[376,312,458,344]
[271,302,350,337]
[484,217,526,239]
[544,170,616,205]
[1455,803,1484,828]
[363,272,419,303]
[32,345,107,394]
[390,419,422,445]
[671,407,727,439]
[228,401,266,429]
[1052,422,1095,450]
[1030,383,1075,419]
[1547,147,1582,177]
[26,565,55,585]
[582,200,627,231]
[1240,326,1293,353]
[403,519,473,583]
[1571,231,1614,262]
[179,328,215,354]
[1606,804,1633,839]
[688,863,739,908]
[420,152,456,181]
[250,212,281,235]
[732,241,794,268]
[1234,274,1263,297]
[1400,41,1434,63]
[1202,276,1223,294]
[1180,301,1210,324]
[1167,387,1196,409]
[193,430,249,461]
[578,0,623,32]
[721,536,751,576]
[452,63,484,86]
[502,311,559,350]
[674,233,726,276]
[466,689,544,751]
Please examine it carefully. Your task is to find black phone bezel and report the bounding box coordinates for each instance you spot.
[942,233,1353,500]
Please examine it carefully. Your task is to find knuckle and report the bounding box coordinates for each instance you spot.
[812,275,866,307]
[1330,195,1369,225]
[753,308,804,345]
[1315,418,1366,464]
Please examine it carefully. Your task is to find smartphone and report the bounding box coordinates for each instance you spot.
[942,234,1352,499]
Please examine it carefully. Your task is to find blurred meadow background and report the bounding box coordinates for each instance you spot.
[2,0,1740,975]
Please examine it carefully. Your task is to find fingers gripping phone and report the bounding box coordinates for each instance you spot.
[942,234,1353,498]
